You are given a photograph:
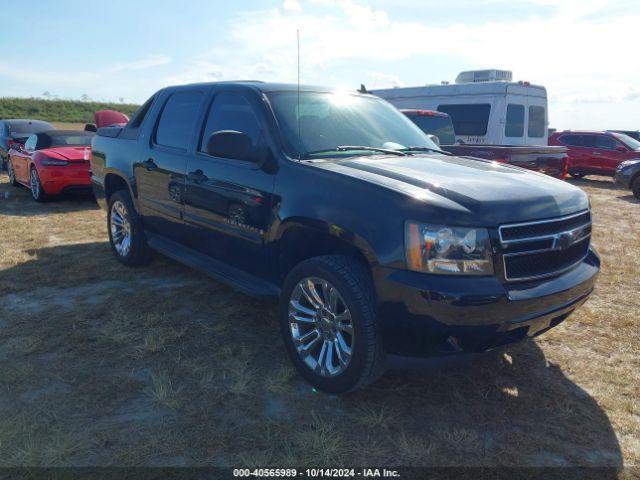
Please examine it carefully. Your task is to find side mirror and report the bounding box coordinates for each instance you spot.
[84,123,98,132]
[207,130,256,161]
[427,134,441,148]
[616,145,627,152]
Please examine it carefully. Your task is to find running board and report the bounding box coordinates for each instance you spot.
[146,233,280,300]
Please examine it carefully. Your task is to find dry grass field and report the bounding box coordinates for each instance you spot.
[0,172,638,472]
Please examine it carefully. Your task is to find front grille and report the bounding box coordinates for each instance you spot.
[500,211,592,282]
[500,211,591,241]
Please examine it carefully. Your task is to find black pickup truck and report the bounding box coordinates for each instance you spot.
[91,82,599,393]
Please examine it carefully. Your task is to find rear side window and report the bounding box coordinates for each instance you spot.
[505,104,524,138]
[528,106,546,138]
[559,134,581,146]
[154,91,204,150]
[199,92,262,157]
[437,104,491,136]
[407,114,456,145]
[127,96,155,130]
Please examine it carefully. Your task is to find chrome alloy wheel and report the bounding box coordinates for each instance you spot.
[110,200,132,257]
[30,168,40,198]
[289,277,354,377]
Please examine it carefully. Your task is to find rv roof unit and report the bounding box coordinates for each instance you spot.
[371,70,549,146]
[455,69,513,84]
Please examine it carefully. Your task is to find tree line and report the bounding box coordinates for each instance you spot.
[0,97,141,124]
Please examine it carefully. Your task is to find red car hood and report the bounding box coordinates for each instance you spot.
[95,110,129,128]
[41,146,91,162]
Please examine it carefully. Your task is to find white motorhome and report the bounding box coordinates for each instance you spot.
[371,70,549,146]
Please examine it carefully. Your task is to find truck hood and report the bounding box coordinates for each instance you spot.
[314,154,589,226]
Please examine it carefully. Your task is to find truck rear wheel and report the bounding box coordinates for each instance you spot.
[280,255,385,394]
[632,175,640,200]
[107,190,153,267]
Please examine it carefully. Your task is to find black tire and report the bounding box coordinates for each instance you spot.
[30,167,47,202]
[570,172,585,179]
[280,255,385,394]
[7,159,18,186]
[632,175,640,200]
[107,189,153,267]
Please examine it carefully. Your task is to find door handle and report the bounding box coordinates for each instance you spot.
[188,169,208,184]
[142,158,158,171]
[592,152,602,156]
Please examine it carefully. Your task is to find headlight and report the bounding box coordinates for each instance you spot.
[40,157,69,166]
[405,221,494,275]
[618,159,640,170]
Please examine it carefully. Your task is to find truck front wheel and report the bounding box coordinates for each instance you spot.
[107,190,153,267]
[280,255,385,394]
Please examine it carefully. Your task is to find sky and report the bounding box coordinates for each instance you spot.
[1,0,638,130]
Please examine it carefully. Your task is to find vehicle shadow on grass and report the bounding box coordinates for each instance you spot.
[567,177,617,191]
[0,242,624,471]
[618,194,639,204]
[0,182,99,216]
[360,342,623,469]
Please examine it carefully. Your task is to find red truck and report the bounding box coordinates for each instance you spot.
[549,130,640,178]
[402,109,568,179]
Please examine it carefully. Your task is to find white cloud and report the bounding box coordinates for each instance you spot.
[110,54,173,73]
[209,0,640,128]
[283,0,303,12]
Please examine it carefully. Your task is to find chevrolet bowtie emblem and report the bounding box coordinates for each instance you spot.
[551,229,580,250]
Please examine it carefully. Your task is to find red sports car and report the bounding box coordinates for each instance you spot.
[7,130,94,202]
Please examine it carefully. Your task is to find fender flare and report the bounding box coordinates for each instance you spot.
[272,217,379,267]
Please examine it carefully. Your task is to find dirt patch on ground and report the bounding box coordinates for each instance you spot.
[0,173,637,469]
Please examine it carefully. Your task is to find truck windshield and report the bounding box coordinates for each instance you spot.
[266,91,439,159]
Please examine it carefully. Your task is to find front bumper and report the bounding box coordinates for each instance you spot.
[614,168,633,189]
[375,248,600,358]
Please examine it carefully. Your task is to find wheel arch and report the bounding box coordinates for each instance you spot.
[104,171,137,206]
[273,218,379,283]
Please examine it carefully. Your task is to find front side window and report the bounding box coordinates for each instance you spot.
[505,104,525,138]
[268,91,438,158]
[594,135,618,150]
[528,106,546,138]
[154,91,204,150]
[199,92,262,156]
[437,104,491,136]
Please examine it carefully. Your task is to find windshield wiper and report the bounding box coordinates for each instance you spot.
[398,146,454,156]
[302,145,407,158]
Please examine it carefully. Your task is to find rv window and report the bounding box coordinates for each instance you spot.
[528,106,545,138]
[505,104,524,138]
[437,104,490,136]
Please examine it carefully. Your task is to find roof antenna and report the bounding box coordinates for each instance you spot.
[297,29,302,160]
